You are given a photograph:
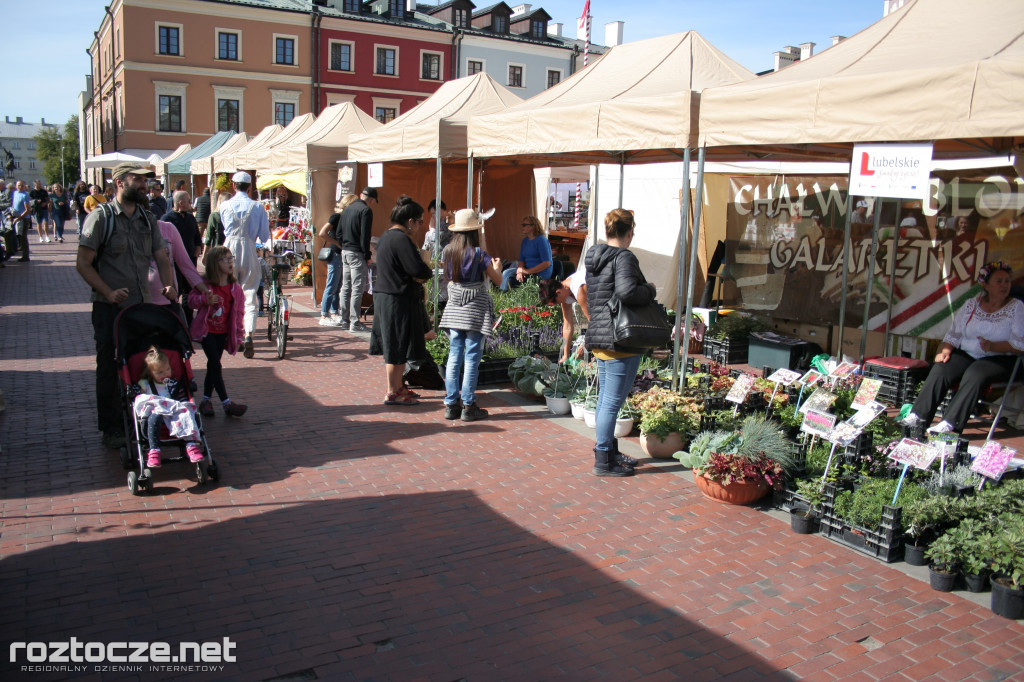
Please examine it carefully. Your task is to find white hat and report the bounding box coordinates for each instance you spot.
[449,208,486,232]
[900,216,917,227]
[232,171,252,183]
[856,200,869,209]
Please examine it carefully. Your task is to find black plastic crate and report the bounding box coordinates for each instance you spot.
[819,483,904,562]
[704,337,748,365]
[864,361,929,406]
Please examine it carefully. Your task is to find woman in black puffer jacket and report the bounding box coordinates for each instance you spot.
[584,208,657,477]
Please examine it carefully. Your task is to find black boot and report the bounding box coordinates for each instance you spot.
[444,399,462,420]
[593,448,634,477]
[611,437,640,467]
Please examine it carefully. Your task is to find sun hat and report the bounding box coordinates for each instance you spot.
[449,208,486,232]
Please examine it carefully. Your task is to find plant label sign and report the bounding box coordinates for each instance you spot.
[725,373,756,404]
[851,379,883,408]
[801,409,837,438]
[971,441,1016,481]
[799,388,837,415]
[927,431,959,458]
[766,368,802,386]
[888,438,939,470]
[848,400,886,428]
[827,421,863,446]
[831,362,859,379]
[798,369,823,387]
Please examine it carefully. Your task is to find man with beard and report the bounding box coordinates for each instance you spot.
[76,162,177,450]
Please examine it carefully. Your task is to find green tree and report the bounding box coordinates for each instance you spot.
[33,114,81,187]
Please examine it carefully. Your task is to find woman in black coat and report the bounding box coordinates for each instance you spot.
[585,208,656,477]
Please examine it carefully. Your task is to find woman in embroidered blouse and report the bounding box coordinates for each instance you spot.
[903,261,1024,434]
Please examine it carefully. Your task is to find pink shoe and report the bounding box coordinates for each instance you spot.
[146,450,162,468]
[186,443,205,463]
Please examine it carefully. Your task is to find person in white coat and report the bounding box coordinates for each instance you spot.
[220,171,271,358]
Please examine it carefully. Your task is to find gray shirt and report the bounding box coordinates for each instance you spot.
[80,200,166,306]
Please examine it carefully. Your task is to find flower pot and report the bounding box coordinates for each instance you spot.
[545,395,571,415]
[692,470,769,505]
[570,401,585,420]
[929,566,958,592]
[613,417,634,438]
[991,577,1024,619]
[963,572,989,594]
[640,432,685,459]
[904,542,929,567]
[583,408,596,428]
[789,507,818,535]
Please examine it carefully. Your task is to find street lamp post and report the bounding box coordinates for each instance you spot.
[60,141,65,189]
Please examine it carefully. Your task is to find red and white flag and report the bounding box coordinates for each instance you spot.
[578,0,590,30]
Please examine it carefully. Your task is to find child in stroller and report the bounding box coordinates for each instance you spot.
[133,346,205,468]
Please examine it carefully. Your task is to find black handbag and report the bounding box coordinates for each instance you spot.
[607,295,672,351]
[316,246,335,261]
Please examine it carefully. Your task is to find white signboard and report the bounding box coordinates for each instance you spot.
[367,162,384,188]
[849,143,933,201]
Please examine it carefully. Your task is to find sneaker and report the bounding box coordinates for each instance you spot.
[102,431,126,449]
[198,398,215,417]
[327,316,345,327]
[318,316,334,326]
[146,450,162,468]
[900,412,923,428]
[444,401,462,420]
[44,237,51,243]
[224,401,248,417]
[928,420,954,434]
[615,453,640,467]
[38,237,44,243]
[384,392,419,406]
[258,310,265,317]
[349,322,370,333]
[242,337,254,359]
[186,443,205,463]
[461,402,489,422]
[57,237,64,243]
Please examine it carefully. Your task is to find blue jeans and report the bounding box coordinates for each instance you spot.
[594,354,643,452]
[445,329,484,406]
[320,250,342,317]
[339,251,367,326]
[500,265,520,291]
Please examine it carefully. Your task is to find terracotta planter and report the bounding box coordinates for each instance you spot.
[640,432,685,459]
[692,470,769,505]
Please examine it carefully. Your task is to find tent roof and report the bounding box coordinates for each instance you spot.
[466,31,754,165]
[159,144,192,168]
[83,151,148,169]
[167,131,235,174]
[240,113,317,170]
[189,133,251,175]
[213,124,283,173]
[259,103,381,174]
[348,72,523,162]
[698,0,1024,159]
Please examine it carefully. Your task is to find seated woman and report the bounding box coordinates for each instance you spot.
[540,257,589,363]
[903,261,1024,434]
[500,215,553,290]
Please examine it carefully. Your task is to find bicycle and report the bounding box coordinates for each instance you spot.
[264,250,297,359]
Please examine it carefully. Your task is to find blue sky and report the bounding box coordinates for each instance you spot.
[4,0,883,125]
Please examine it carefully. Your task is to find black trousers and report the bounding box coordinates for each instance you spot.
[201,332,229,402]
[92,302,121,434]
[911,349,1018,431]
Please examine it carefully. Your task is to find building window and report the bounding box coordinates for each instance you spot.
[376,47,397,75]
[375,107,396,124]
[493,15,509,34]
[389,0,404,18]
[343,0,360,11]
[275,102,295,126]
[159,95,182,132]
[421,52,441,80]
[29,160,36,170]
[546,69,561,89]
[467,60,483,75]
[218,32,238,60]
[218,99,239,132]
[275,37,295,65]
[28,141,36,150]
[454,8,468,28]
[531,19,546,38]
[330,42,352,71]
[158,25,180,55]
[508,64,523,88]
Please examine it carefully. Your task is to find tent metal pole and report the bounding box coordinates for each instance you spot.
[671,148,692,391]
[859,198,883,365]
[618,153,625,206]
[836,195,855,356]
[466,154,474,210]
[680,147,706,384]
[432,156,442,331]
[882,202,904,356]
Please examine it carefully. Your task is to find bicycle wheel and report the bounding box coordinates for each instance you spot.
[266,285,276,342]
[276,297,288,359]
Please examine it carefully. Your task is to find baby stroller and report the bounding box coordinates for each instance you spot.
[114,303,219,494]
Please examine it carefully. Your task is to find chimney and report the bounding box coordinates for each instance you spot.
[41,118,47,125]
[773,46,799,72]
[16,116,23,124]
[510,4,531,17]
[406,0,415,14]
[548,22,562,37]
[4,116,9,124]
[604,21,624,47]
[799,42,815,61]
[831,35,846,46]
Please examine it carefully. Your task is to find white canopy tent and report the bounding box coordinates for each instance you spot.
[188,133,251,177]
[83,151,148,169]
[213,124,283,175]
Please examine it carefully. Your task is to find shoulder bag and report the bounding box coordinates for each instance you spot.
[606,295,672,351]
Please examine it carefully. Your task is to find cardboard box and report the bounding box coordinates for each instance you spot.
[770,317,831,348]
[831,326,887,360]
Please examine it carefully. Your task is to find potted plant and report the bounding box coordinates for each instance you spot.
[542,362,579,415]
[924,532,959,592]
[902,496,954,566]
[675,416,794,505]
[569,387,587,420]
[988,515,1024,619]
[789,479,824,534]
[582,393,598,429]
[630,387,701,458]
[615,402,639,438]
[953,520,992,593]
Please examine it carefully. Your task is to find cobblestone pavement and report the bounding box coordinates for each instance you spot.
[2,240,1023,682]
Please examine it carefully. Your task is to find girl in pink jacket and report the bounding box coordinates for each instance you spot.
[189,245,247,417]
